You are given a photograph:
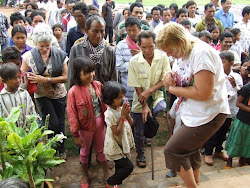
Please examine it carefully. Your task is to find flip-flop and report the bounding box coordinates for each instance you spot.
[224,166,232,169]
[80,177,89,188]
[136,155,146,168]
[166,171,177,178]
[106,183,120,188]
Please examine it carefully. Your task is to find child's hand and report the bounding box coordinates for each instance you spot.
[121,103,130,118]
[227,76,236,88]
[74,136,84,148]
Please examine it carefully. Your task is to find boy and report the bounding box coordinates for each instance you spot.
[53,24,67,52]
[146,13,153,23]
[0,63,36,128]
[203,50,243,166]
[1,47,38,95]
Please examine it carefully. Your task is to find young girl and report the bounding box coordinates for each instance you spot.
[230,28,247,60]
[102,81,135,188]
[67,56,109,188]
[225,81,250,168]
[11,25,32,55]
[209,25,221,50]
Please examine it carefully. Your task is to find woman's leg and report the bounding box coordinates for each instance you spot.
[177,166,197,188]
[52,97,66,154]
[193,168,200,183]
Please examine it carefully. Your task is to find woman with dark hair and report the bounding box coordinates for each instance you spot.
[169,3,178,22]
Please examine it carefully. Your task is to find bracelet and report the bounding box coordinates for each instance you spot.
[47,77,51,83]
[121,117,127,122]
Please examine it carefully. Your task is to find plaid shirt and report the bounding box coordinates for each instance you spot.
[0,13,10,45]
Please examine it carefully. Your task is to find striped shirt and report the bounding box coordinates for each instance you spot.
[0,12,10,45]
[0,87,36,128]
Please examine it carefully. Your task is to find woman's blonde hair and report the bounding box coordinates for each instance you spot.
[156,22,195,59]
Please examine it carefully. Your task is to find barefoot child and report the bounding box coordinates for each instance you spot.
[102,81,135,188]
[67,56,109,188]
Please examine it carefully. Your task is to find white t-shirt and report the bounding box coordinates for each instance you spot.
[172,39,230,127]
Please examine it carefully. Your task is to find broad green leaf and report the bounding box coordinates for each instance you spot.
[37,149,56,161]
[2,166,14,179]
[0,121,10,137]
[23,129,42,149]
[7,122,17,134]
[42,159,65,168]
[29,121,39,133]
[13,163,26,178]
[35,178,54,186]
[15,127,27,138]
[7,132,23,152]
[5,106,23,123]
[33,167,45,183]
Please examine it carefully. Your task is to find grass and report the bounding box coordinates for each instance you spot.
[115,0,248,7]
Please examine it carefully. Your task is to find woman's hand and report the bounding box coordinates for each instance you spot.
[163,72,176,91]
[74,136,84,148]
[27,73,48,83]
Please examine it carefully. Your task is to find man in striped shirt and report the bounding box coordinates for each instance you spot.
[0,63,36,128]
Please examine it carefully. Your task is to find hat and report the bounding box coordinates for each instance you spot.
[144,115,159,138]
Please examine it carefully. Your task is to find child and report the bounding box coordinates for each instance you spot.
[52,24,66,52]
[24,17,33,35]
[11,25,32,55]
[203,51,243,166]
[67,56,109,188]
[225,81,250,168]
[0,63,36,128]
[230,28,247,60]
[102,81,135,188]
[209,25,221,50]
[198,30,212,44]
[165,98,181,178]
[146,13,153,23]
[179,19,192,33]
[1,47,38,95]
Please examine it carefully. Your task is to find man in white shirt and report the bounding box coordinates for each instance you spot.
[154,8,172,37]
[149,6,162,30]
[186,0,201,26]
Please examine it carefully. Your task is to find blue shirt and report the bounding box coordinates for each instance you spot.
[215,9,234,29]
[66,25,84,55]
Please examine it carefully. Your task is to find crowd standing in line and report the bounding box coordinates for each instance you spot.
[0,0,250,187]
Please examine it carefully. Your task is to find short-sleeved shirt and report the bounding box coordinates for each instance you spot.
[22,51,68,99]
[0,87,36,128]
[173,39,230,127]
[104,106,135,161]
[102,3,113,27]
[127,49,171,113]
[234,20,250,52]
[236,83,250,125]
[214,9,234,30]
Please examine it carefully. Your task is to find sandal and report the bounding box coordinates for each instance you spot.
[166,171,177,178]
[136,155,146,168]
[224,166,232,169]
[80,177,89,188]
[59,152,67,160]
[106,183,120,188]
[204,155,214,166]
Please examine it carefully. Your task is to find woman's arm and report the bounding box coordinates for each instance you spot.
[169,70,215,101]
[28,62,68,84]
[236,95,250,113]
[21,59,31,72]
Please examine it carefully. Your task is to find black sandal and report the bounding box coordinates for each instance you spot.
[136,155,146,168]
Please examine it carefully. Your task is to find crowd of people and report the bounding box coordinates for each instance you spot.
[0,0,249,187]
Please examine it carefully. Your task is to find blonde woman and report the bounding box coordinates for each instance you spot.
[156,23,230,188]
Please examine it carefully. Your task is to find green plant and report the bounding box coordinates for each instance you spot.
[0,106,66,188]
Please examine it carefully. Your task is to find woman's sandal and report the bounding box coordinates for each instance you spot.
[136,155,146,168]
[80,177,89,188]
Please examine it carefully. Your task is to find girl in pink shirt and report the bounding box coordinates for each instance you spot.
[67,56,109,188]
[209,25,221,51]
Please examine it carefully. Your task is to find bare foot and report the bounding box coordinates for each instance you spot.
[107,160,114,169]
[214,152,229,161]
[204,155,214,166]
